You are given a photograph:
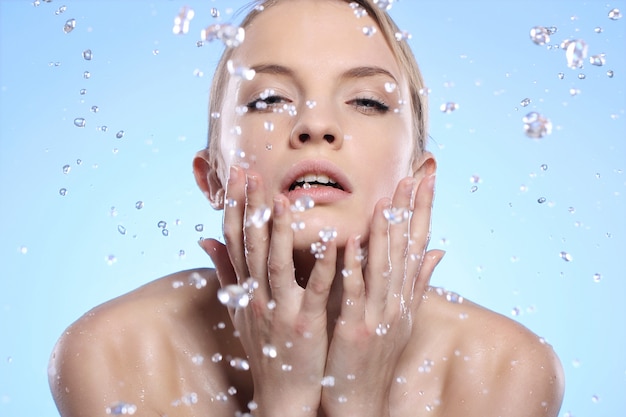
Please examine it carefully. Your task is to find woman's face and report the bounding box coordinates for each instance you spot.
[217,0,423,248]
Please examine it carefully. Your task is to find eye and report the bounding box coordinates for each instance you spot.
[349,97,390,114]
[246,95,290,112]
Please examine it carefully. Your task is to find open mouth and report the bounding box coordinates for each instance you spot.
[289,174,345,191]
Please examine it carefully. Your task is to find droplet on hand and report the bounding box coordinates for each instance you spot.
[217,285,250,308]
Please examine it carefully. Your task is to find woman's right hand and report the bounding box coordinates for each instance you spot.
[200,165,336,417]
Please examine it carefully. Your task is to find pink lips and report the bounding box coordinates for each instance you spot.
[281,159,352,205]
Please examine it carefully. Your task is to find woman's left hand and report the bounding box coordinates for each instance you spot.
[321,174,444,417]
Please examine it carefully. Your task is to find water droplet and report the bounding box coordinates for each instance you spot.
[569,88,581,96]
[246,205,271,228]
[321,376,336,387]
[384,82,397,93]
[193,68,203,77]
[318,227,337,243]
[211,353,223,363]
[229,357,250,371]
[537,197,546,204]
[443,289,464,304]
[529,26,550,45]
[593,273,602,283]
[226,60,255,80]
[607,70,614,78]
[191,354,204,365]
[291,221,305,231]
[589,53,606,66]
[194,224,204,232]
[395,30,412,41]
[375,323,389,336]
[306,100,317,109]
[383,207,409,224]
[362,26,377,36]
[201,24,245,47]
[157,220,167,229]
[105,255,117,265]
[310,241,327,259]
[470,174,480,183]
[291,196,315,212]
[211,7,220,18]
[591,394,600,403]
[262,344,277,358]
[440,102,459,113]
[135,201,144,210]
[540,164,548,171]
[218,285,250,308]
[351,3,368,18]
[559,251,573,262]
[608,8,622,20]
[523,111,552,139]
[172,6,194,35]
[79,89,87,95]
[225,198,237,208]
[59,188,67,196]
[557,72,565,80]
[520,98,531,107]
[470,185,478,193]
[263,121,274,131]
[61,164,71,174]
[374,0,394,11]
[73,118,86,128]
[105,402,137,415]
[54,5,66,15]
[187,272,207,289]
[281,363,293,372]
[63,18,76,34]
[161,229,169,237]
[117,225,127,235]
[83,71,91,79]
[562,39,588,69]
[115,130,125,139]
[577,73,586,80]
[99,125,108,132]
[210,112,221,119]
[82,49,92,61]
[511,307,521,317]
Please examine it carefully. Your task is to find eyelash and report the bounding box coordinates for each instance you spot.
[245,95,390,114]
[349,97,390,114]
[246,95,289,111]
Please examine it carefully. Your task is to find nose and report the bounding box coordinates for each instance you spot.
[289,101,343,149]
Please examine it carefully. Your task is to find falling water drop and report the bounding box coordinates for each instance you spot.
[217,285,250,308]
[522,112,552,139]
[63,18,76,33]
[608,8,622,20]
[82,49,92,60]
[73,118,86,128]
[529,26,550,45]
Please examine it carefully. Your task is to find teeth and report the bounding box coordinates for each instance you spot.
[295,174,336,185]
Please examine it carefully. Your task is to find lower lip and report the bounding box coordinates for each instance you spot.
[285,186,351,205]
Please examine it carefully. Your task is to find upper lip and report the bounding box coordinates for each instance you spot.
[280,159,353,194]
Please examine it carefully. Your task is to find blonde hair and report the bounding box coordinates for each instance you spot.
[206,0,428,170]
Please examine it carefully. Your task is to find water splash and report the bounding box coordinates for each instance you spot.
[522,112,552,139]
[562,39,588,69]
[529,26,550,45]
[201,24,245,48]
[608,8,622,20]
[172,6,194,35]
[217,284,249,308]
[63,18,76,34]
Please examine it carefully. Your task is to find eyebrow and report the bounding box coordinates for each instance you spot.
[250,64,398,83]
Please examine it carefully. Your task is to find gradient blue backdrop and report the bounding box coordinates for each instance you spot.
[1,1,625,416]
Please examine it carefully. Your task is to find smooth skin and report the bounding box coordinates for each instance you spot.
[49,1,564,417]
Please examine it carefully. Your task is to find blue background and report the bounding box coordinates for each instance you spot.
[1,1,624,416]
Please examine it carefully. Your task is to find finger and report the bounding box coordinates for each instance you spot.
[243,171,271,304]
[222,165,249,284]
[387,177,417,303]
[339,235,366,324]
[363,197,392,320]
[199,238,237,287]
[403,174,436,304]
[300,239,337,322]
[410,249,445,314]
[266,194,297,305]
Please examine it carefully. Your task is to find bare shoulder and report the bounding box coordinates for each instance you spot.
[414,287,564,417]
[48,268,239,417]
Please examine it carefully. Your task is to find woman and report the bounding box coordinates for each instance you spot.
[49,1,564,416]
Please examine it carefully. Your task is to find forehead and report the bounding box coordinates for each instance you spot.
[232,0,401,76]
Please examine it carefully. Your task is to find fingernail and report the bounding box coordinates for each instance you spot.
[273,196,284,216]
[229,165,239,184]
[406,178,417,198]
[247,173,258,192]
